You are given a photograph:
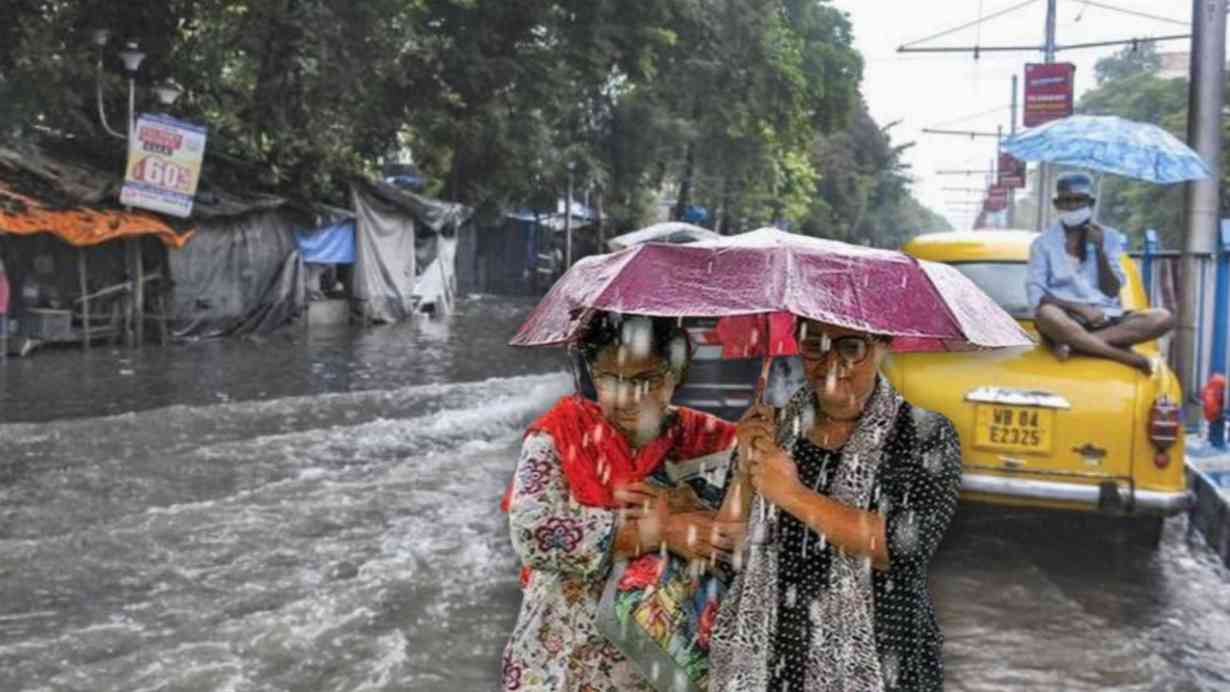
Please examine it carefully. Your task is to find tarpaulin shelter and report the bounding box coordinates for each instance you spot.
[477,202,599,296]
[0,140,196,348]
[349,178,471,322]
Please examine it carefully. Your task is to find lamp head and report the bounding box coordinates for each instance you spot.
[119,42,145,74]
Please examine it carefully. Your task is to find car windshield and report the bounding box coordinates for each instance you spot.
[949,262,1034,319]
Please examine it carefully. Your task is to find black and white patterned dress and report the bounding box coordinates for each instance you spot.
[770,401,962,692]
[711,377,962,692]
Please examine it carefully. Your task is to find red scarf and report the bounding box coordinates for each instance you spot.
[501,395,736,511]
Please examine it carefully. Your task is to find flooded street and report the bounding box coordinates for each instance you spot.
[1,296,1228,691]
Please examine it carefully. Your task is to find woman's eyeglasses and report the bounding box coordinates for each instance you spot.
[798,335,875,364]
[591,367,672,392]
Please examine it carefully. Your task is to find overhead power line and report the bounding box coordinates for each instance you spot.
[927,105,1011,130]
[900,0,1042,50]
[1075,0,1190,28]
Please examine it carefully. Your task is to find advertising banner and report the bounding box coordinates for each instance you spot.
[1023,63,1075,127]
[120,113,207,218]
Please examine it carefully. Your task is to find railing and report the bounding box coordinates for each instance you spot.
[1130,223,1230,447]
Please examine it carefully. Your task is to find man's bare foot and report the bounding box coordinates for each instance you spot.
[1127,351,1153,375]
[1053,344,1072,362]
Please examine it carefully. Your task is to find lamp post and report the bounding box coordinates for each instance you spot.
[92,32,155,348]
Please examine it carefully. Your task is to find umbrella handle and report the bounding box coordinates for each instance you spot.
[752,355,773,407]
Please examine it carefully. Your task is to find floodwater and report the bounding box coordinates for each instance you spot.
[0,296,1227,691]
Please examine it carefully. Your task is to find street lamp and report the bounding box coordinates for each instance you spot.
[117,42,145,141]
[152,80,182,107]
[93,32,158,140]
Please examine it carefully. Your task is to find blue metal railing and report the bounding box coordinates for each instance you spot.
[1134,225,1230,448]
[1209,223,1230,447]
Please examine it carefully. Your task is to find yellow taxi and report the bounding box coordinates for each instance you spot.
[886,230,1191,544]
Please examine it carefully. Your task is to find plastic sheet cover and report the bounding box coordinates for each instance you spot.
[510,226,1033,353]
[296,219,356,264]
[350,184,416,323]
[169,209,304,337]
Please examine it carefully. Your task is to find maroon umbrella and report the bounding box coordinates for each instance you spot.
[510,227,1032,352]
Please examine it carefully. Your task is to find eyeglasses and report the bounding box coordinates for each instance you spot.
[798,335,876,364]
[591,367,672,392]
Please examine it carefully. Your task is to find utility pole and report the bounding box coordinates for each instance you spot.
[1034,0,1058,232]
[1008,74,1018,228]
[1177,0,1227,422]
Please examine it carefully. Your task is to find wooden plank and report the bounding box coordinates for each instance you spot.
[78,247,90,349]
[134,238,144,346]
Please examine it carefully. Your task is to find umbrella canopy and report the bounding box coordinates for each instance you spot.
[606,222,721,252]
[1002,114,1212,184]
[510,227,1032,352]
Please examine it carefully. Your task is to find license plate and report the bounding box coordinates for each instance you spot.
[974,405,1054,453]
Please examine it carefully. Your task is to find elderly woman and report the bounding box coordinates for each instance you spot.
[501,312,743,691]
[711,319,962,692]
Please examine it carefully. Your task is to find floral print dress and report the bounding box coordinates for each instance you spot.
[502,432,656,691]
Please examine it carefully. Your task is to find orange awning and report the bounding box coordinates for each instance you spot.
[0,184,193,248]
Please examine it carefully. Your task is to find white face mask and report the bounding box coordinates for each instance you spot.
[1058,205,1092,228]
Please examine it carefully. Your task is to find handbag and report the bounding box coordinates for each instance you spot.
[594,449,735,692]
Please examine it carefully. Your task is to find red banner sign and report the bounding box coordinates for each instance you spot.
[985,185,1009,212]
[998,152,1027,188]
[1023,63,1075,127]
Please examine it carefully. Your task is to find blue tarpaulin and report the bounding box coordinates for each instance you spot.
[296,219,356,264]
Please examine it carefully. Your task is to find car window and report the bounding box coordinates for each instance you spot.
[948,262,1033,319]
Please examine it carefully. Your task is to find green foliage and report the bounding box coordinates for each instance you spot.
[0,0,948,243]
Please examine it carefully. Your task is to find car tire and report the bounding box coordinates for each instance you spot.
[1122,516,1165,549]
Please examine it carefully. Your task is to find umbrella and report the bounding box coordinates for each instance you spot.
[1001,114,1212,184]
[510,227,1032,353]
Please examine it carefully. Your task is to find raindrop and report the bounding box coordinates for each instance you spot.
[673,669,689,691]
[668,336,688,373]
[617,344,628,366]
[800,322,808,340]
[809,599,824,626]
[636,408,661,444]
[800,405,815,433]
[791,415,800,439]
[676,316,684,327]
[594,425,604,444]
[686,524,698,547]
[900,275,908,288]
[651,661,661,681]
[825,368,838,395]
[893,511,920,555]
[624,317,653,359]
[882,648,901,689]
[750,328,760,346]
[821,333,831,352]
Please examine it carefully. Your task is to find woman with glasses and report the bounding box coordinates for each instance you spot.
[501,312,744,691]
[711,318,962,692]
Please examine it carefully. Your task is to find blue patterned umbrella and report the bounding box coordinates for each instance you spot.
[1002,114,1212,184]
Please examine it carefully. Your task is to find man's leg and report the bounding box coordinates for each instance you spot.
[1034,304,1151,372]
[1093,308,1175,348]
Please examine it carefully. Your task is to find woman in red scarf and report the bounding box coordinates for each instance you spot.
[501,313,744,691]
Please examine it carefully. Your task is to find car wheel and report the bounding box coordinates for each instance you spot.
[1122,516,1165,549]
